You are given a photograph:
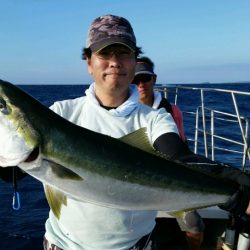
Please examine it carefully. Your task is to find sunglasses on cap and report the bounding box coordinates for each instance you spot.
[133,74,153,85]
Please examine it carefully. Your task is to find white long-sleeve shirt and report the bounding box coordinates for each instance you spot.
[45,83,178,250]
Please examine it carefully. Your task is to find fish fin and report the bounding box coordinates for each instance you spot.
[169,203,219,218]
[169,211,187,219]
[120,128,169,159]
[120,128,158,155]
[44,184,67,219]
[48,161,83,180]
[168,210,197,219]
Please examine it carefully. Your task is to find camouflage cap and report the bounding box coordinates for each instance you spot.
[135,62,155,76]
[86,14,136,52]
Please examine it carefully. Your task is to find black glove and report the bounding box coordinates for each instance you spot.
[219,185,250,216]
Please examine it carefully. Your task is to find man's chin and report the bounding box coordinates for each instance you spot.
[106,74,126,81]
[139,90,147,96]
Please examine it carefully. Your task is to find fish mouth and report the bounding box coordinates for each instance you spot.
[24,147,40,162]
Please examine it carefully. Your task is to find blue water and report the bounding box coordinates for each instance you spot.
[0,83,249,250]
[165,83,250,166]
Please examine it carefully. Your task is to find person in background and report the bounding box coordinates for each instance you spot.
[134,57,186,143]
[1,14,250,250]
[133,56,204,250]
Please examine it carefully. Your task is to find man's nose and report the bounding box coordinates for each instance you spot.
[109,54,122,68]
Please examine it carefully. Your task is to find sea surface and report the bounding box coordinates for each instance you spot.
[0,83,249,250]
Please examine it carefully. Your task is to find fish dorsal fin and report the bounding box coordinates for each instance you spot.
[119,128,165,159]
[119,128,156,155]
[44,184,67,219]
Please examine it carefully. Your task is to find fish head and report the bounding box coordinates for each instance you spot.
[0,81,40,167]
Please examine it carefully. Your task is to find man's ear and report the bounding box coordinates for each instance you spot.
[86,58,93,75]
[153,74,157,83]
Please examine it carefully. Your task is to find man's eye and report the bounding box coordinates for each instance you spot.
[95,48,133,59]
[96,52,110,58]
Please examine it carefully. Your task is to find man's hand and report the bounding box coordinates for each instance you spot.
[219,186,250,216]
[246,200,250,215]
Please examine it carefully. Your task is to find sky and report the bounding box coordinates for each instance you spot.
[0,0,250,85]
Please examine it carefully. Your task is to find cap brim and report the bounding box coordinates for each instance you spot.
[90,38,136,53]
[135,71,155,76]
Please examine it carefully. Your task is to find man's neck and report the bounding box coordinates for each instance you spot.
[100,103,118,110]
[140,95,154,107]
[95,87,129,108]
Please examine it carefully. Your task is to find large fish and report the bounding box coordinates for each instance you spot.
[0,79,248,219]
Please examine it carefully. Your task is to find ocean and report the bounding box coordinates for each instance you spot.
[0,83,249,250]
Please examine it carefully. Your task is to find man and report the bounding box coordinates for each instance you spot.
[133,57,204,250]
[1,14,250,250]
[44,14,176,250]
[134,57,186,142]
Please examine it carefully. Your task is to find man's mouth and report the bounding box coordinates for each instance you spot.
[105,71,126,76]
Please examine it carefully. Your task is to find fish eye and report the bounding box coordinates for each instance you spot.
[0,98,7,113]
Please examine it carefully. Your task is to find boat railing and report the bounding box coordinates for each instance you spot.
[154,85,250,170]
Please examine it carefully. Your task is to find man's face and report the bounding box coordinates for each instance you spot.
[87,44,136,93]
[133,74,156,100]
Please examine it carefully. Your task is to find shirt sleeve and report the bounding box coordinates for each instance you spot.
[149,108,179,143]
[50,102,62,115]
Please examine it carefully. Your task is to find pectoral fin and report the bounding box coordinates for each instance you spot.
[48,161,83,180]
